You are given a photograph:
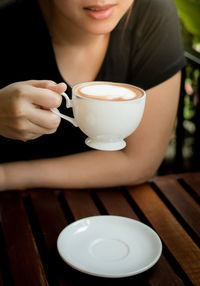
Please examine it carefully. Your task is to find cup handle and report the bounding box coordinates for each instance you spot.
[51,92,78,127]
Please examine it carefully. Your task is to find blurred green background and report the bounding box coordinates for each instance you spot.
[174,0,200,52]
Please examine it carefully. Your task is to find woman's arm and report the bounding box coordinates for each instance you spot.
[0,71,181,191]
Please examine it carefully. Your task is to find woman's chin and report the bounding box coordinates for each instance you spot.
[86,22,118,35]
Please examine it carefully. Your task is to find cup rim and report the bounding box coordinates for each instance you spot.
[72,81,146,102]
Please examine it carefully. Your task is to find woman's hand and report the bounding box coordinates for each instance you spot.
[0,80,66,141]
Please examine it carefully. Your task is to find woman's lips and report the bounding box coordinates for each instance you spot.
[84,4,116,20]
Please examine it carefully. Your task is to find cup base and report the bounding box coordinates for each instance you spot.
[85,138,126,151]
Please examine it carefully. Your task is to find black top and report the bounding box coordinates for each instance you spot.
[0,0,186,162]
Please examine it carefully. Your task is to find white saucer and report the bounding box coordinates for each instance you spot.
[57,215,162,278]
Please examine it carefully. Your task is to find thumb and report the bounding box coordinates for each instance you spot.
[47,82,67,94]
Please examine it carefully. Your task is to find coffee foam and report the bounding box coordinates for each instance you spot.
[80,84,137,100]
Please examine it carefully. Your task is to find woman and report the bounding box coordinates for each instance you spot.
[0,0,185,190]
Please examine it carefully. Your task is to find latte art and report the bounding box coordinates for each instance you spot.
[80,84,136,100]
[75,82,142,101]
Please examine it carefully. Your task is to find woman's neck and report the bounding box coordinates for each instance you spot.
[37,0,110,86]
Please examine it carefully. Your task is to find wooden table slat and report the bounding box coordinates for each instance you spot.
[30,190,86,286]
[63,189,100,220]
[30,190,68,251]
[95,188,138,219]
[0,241,5,286]
[151,177,200,240]
[145,256,185,286]
[128,184,200,286]
[30,189,99,286]
[165,173,200,199]
[181,173,200,199]
[0,220,12,286]
[0,192,49,286]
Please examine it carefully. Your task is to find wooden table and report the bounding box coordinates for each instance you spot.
[0,172,200,286]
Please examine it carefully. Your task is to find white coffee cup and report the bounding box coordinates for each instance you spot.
[51,81,146,151]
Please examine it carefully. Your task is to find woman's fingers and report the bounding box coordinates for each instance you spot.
[0,80,67,141]
[1,111,60,141]
[28,106,61,131]
[22,81,67,109]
